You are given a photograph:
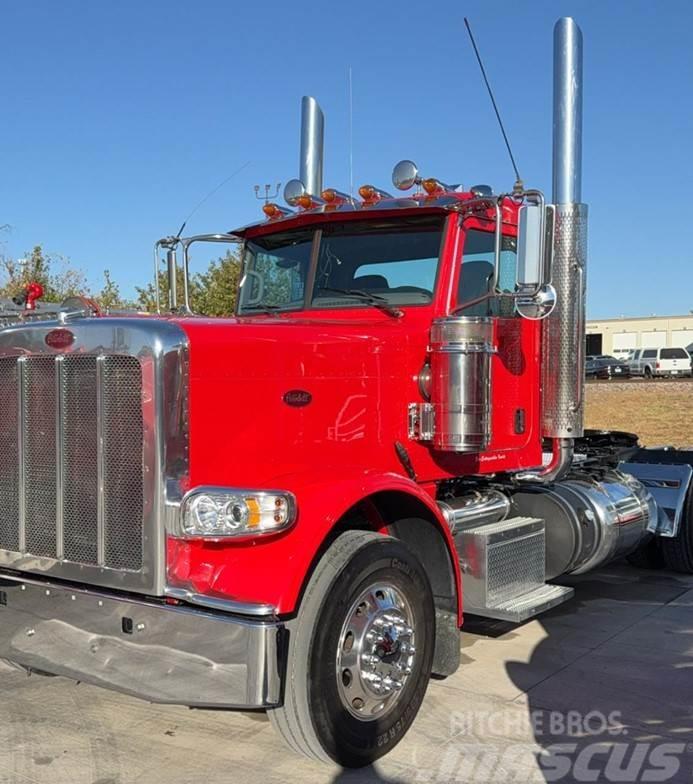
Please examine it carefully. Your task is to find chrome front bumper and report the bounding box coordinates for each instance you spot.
[0,574,283,708]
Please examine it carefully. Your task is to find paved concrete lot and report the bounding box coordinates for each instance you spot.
[1,563,692,783]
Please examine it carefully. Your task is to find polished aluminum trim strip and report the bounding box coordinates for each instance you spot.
[55,356,65,560]
[17,357,26,553]
[96,355,106,566]
[164,586,277,618]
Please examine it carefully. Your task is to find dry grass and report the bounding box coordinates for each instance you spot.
[585,380,693,448]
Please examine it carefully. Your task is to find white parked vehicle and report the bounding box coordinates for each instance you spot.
[629,347,692,378]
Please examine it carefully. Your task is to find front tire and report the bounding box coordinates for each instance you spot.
[269,530,435,767]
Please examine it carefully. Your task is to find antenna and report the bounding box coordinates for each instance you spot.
[348,66,354,197]
[174,160,251,239]
[464,18,523,192]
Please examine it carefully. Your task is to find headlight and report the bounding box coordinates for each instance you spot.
[180,488,296,539]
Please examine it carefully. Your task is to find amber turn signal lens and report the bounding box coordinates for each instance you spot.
[296,194,313,209]
[321,188,336,203]
[358,184,377,201]
[422,178,441,195]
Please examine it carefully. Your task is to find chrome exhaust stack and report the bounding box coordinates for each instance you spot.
[543,17,588,442]
[299,96,324,197]
[518,17,587,483]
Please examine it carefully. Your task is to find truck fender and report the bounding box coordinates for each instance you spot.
[284,468,462,617]
[282,468,463,677]
[622,453,693,538]
[170,468,463,666]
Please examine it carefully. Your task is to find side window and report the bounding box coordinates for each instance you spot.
[642,349,657,359]
[239,230,313,311]
[457,226,517,316]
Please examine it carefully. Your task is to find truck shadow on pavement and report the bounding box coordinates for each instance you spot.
[501,566,693,783]
[331,770,403,784]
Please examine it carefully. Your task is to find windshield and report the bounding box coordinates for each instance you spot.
[237,216,444,314]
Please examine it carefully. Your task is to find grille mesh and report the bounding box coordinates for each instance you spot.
[0,358,19,551]
[0,352,145,572]
[62,356,99,563]
[24,357,58,557]
[102,357,144,570]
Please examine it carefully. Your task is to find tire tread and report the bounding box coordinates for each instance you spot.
[269,530,385,763]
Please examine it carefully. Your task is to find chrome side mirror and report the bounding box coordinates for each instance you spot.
[392,160,420,191]
[516,200,555,320]
[516,283,557,320]
[516,203,545,288]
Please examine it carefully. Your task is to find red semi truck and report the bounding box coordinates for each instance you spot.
[0,17,692,768]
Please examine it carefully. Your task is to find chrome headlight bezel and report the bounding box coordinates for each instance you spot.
[177,487,297,541]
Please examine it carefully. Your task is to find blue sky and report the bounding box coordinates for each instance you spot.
[2,0,691,317]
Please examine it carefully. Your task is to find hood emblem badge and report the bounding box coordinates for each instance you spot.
[283,389,312,407]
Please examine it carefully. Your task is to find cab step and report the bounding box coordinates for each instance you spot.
[468,583,574,623]
[454,515,574,622]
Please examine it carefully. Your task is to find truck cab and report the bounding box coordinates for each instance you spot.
[1,17,692,770]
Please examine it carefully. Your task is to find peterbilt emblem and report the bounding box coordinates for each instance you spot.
[283,390,312,407]
[45,328,75,350]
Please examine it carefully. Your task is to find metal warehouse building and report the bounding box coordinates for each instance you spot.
[586,314,693,357]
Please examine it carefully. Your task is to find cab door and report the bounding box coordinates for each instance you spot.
[450,217,542,465]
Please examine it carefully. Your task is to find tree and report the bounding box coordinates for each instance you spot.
[95,269,135,312]
[0,245,88,302]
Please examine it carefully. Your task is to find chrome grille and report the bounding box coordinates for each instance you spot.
[0,353,144,571]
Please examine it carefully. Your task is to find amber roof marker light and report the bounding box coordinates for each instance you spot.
[262,203,294,219]
[358,184,392,205]
[321,188,352,208]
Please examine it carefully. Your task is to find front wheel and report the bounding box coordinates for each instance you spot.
[269,530,435,767]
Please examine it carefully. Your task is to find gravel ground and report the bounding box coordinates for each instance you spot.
[585,381,693,447]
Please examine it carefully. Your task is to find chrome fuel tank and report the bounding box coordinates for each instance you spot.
[511,471,656,578]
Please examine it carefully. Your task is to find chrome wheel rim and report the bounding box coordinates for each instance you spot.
[336,583,416,720]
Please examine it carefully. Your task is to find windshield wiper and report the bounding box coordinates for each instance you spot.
[315,288,403,319]
[242,303,284,316]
